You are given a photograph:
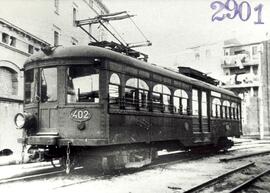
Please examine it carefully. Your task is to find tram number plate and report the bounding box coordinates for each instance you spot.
[70,109,92,122]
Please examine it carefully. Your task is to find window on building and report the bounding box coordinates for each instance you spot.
[73,7,77,27]
[125,78,149,110]
[28,45,34,54]
[173,89,189,115]
[0,67,18,96]
[252,46,258,55]
[41,68,58,103]
[10,36,16,47]
[153,84,171,112]
[109,73,120,107]
[67,66,99,103]
[195,53,200,60]
[2,33,9,44]
[192,89,199,116]
[205,49,211,57]
[54,0,59,14]
[54,31,59,46]
[212,98,221,118]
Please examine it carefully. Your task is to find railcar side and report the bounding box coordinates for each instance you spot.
[14,46,242,172]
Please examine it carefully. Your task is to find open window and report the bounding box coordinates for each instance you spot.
[192,89,199,116]
[153,84,171,112]
[66,66,99,103]
[173,89,189,115]
[109,73,120,107]
[212,98,221,118]
[125,78,149,110]
[222,100,230,119]
[231,102,237,119]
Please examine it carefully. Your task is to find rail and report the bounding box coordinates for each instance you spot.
[229,169,270,193]
[182,162,255,193]
[220,150,270,162]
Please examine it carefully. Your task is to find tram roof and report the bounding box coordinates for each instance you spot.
[25,45,238,98]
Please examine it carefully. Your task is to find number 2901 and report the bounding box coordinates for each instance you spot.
[210,0,264,24]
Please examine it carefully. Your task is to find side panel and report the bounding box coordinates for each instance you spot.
[38,106,106,139]
[109,112,193,145]
[211,119,241,140]
[109,113,150,144]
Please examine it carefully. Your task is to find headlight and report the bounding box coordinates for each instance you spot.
[14,113,26,129]
[14,112,36,129]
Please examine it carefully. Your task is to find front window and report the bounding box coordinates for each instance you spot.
[41,68,57,102]
[24,69,37,104]
[67,66,99,103]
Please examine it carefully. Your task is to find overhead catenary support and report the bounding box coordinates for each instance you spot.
[78,26,99,42]
[98,21,126,47]
[75,11,151,61]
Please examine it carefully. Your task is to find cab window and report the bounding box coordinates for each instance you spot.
[66,66,99,103]
[109,73,120,106]
[40,67,57,102]
[24,69,37,104]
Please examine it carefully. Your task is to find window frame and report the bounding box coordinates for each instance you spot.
[66,65,100,104]
[152,84,171,113]
[109,73,121,108]
[124,77,149,111]
[173,89,189,115]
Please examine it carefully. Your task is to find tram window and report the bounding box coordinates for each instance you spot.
[125,78,149,110]
[222,100,230,119]
[192,89,199,116]
[41,68,57,102]
[153,84,171,112]
[109,73,120,106]
[231,103,237,119]
[66,66,99,103]
[173,89,188,114]
[212,98,221,118]
[237,104,241,120]
[24,69,37,104]
[201,92,207,117]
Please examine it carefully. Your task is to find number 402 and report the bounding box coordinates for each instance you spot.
[211,0,264,24]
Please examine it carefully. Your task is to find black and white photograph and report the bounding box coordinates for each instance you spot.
[0,0,270,192]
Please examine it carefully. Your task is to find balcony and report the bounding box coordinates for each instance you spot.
[221,73,260,88]
[222,54,260,69]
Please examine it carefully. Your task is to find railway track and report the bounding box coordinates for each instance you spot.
[179,161,270,193]
[220,150,270,162]
[0,144,267,190]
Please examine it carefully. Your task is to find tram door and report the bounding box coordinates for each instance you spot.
[192,89,210,142]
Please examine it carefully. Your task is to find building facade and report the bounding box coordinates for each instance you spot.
[0,0,109,154]
[0,18,49,154]
[175,39,270,138]
[222,42,264,137]
[0,0,108,47]
[173,39,240,81]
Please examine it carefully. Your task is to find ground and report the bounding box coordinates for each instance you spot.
[0,137,269,193]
